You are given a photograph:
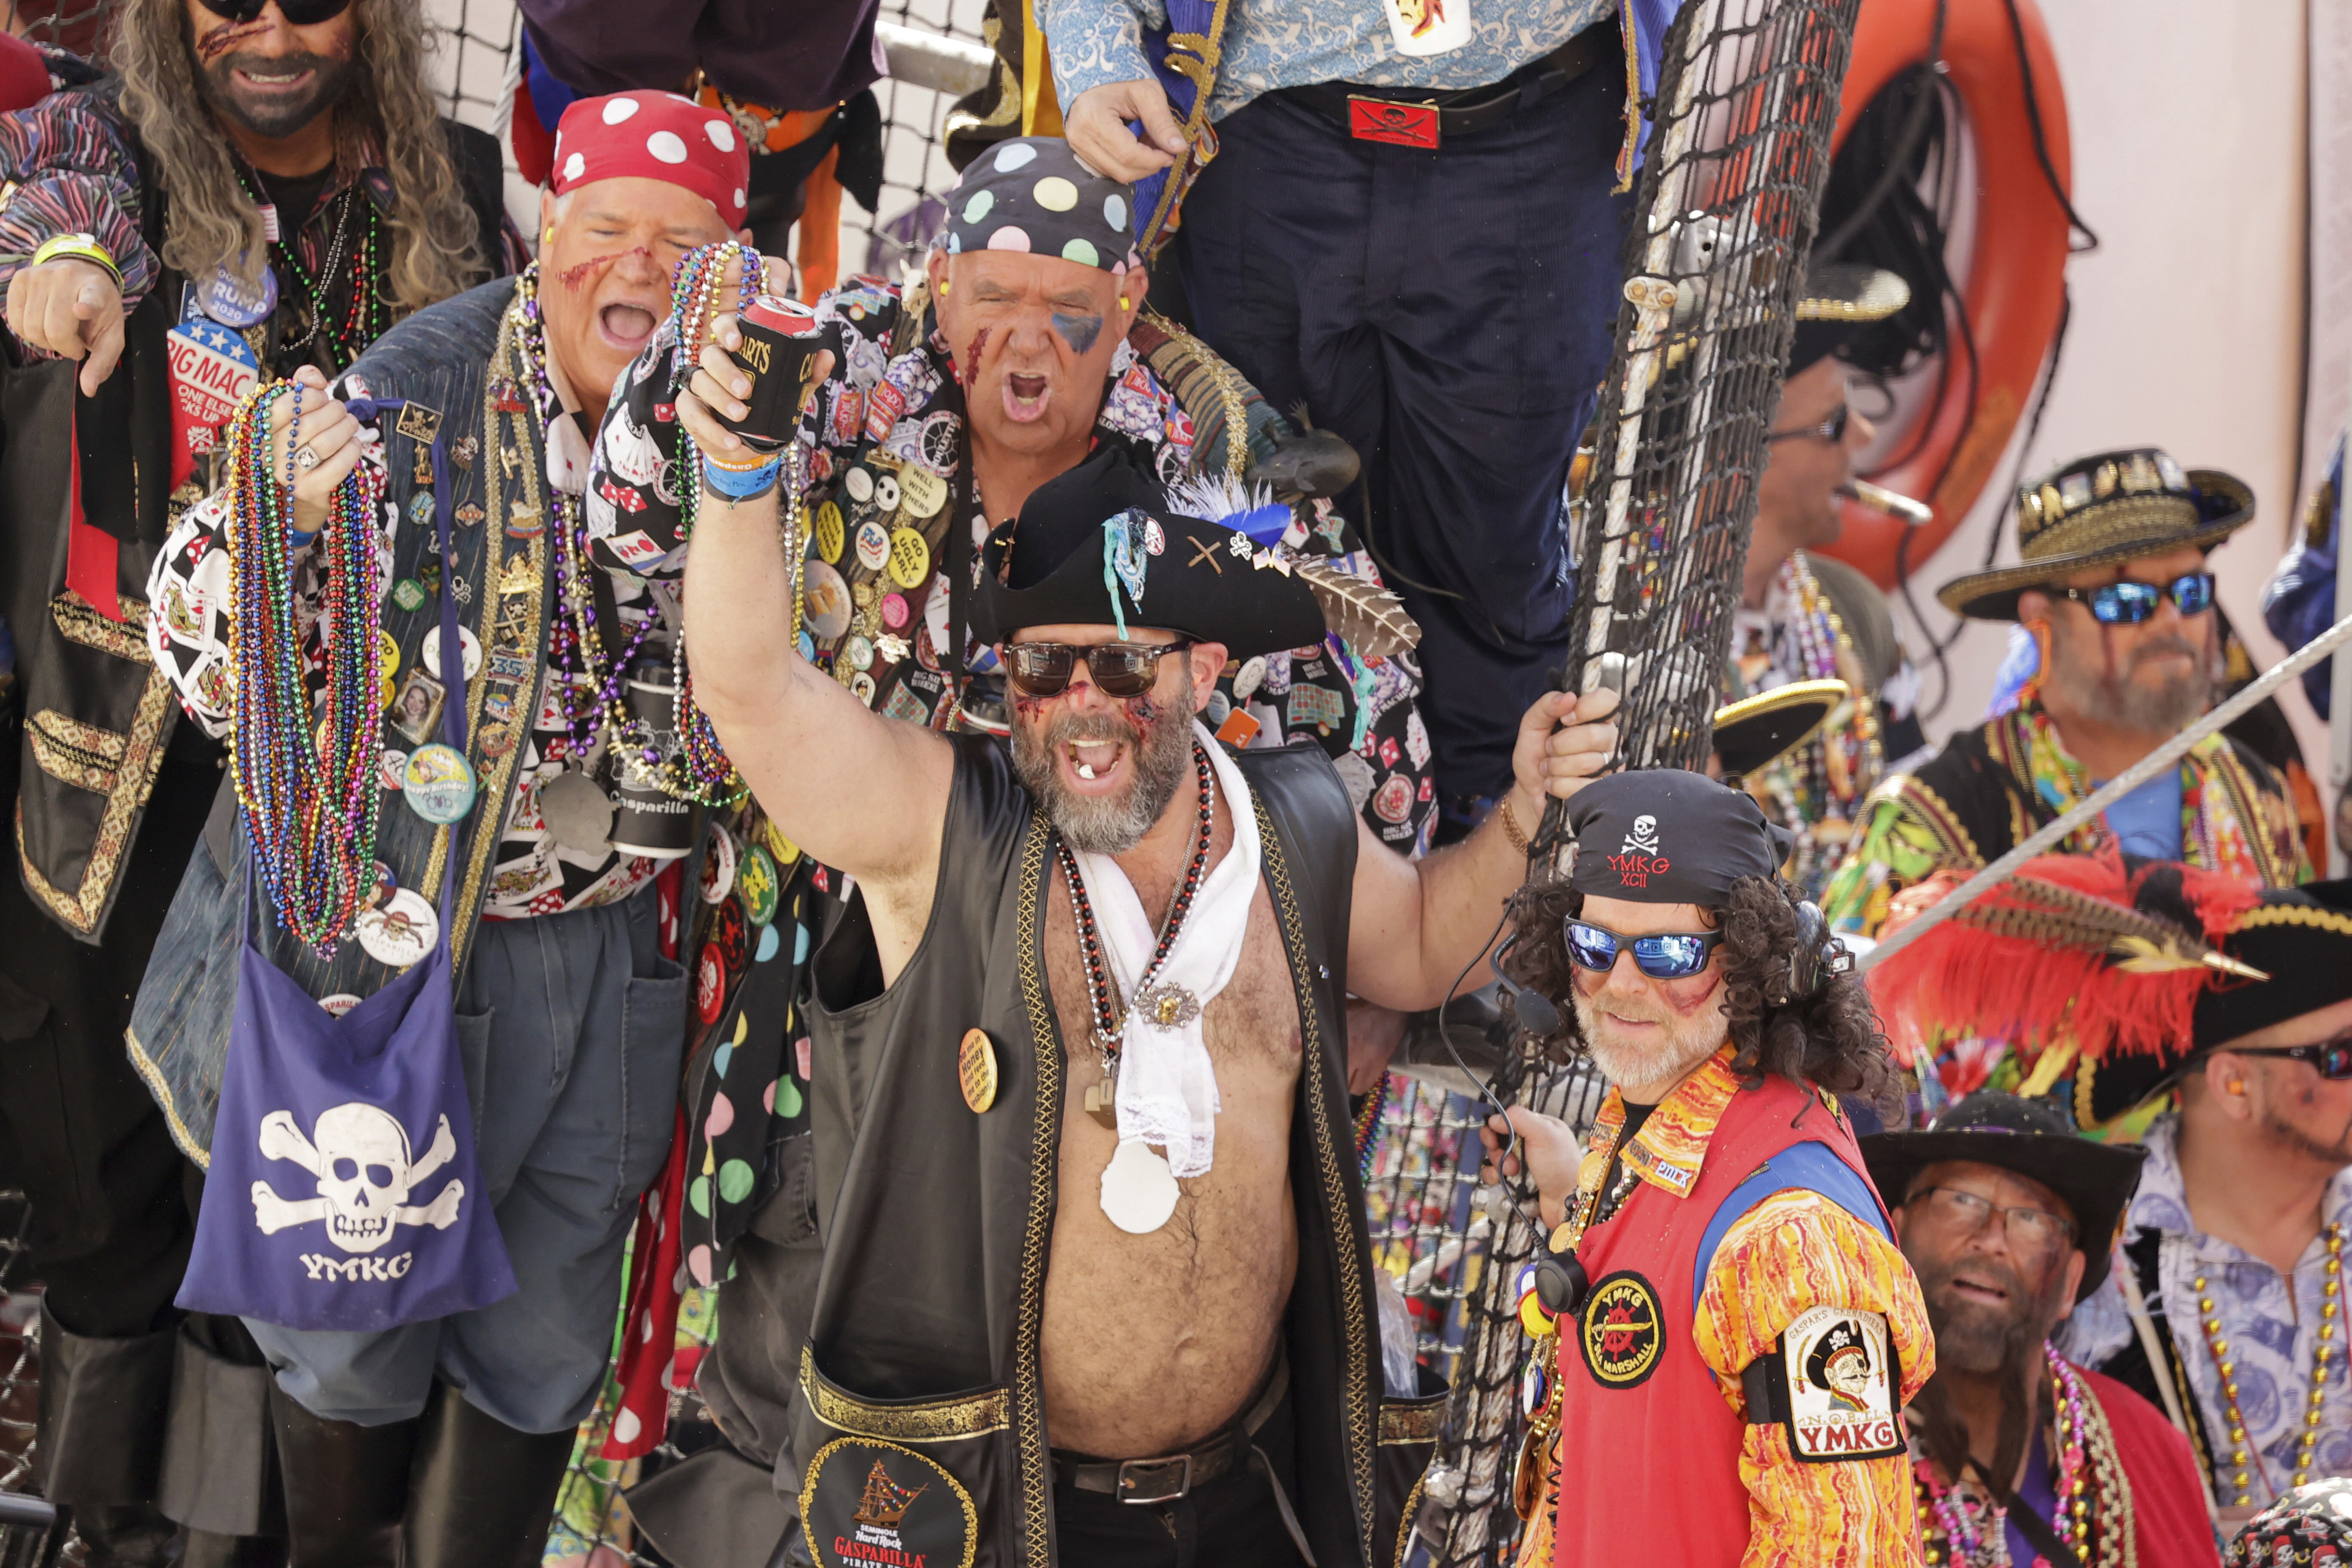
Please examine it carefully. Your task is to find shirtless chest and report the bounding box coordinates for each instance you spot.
[1037,861,1306,1459]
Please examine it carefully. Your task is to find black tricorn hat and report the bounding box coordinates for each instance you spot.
[1713,679,1850,778]
[968,444,1329,658]
[1935,446,2255,622]
[1789,263,1912,376]
[1861,1091,2146,1299]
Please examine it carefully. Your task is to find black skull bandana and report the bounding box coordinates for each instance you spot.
[1566,769,1796,906]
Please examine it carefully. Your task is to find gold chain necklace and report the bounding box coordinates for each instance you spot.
[2193,1220,2343,1506]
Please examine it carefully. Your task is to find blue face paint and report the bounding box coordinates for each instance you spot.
[1051,311,1103,356]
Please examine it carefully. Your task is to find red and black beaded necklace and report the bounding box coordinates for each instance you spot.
[1056,741,1217,1060]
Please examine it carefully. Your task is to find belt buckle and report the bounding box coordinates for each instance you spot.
[1117,1454,1195,1505]
[1347,95,1440,150]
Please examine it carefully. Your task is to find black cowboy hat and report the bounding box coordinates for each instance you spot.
[2074,875,2352,1128]
[1713,679,1850,778]
[1862,1091,2146,1299]
[968,443,1328,659]
[1936,446,2255,622]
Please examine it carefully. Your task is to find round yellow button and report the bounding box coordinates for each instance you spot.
[814,500,845,565]
[886,527,931,590]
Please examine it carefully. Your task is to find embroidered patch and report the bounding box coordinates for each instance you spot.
[1578,1270,1664,1389]
[1780,1305,1903,1462]
[803,1437,978,1568]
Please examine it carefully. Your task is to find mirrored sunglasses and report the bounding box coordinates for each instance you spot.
[2046,571,2216,626]
[1563,920,1725,981]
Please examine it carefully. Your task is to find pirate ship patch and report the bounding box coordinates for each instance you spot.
[803,1437,977,1568]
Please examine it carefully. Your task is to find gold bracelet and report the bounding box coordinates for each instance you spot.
[29,231,118,283]
[1497,797,1530,854]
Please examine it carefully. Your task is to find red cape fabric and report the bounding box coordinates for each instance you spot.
[2081,1364,2221,1567]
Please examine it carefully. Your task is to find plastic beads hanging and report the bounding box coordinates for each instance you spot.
[222,379,388,952]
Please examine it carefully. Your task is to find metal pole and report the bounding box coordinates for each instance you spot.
[2333,360,2352,874]
[1859,606,2352,972]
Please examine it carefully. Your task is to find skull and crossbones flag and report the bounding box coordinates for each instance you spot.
[177,869,516,1332]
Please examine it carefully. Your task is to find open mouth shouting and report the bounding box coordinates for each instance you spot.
[1003,370,1051,424]
[597,300,662,355]
[1062,735,1131,794]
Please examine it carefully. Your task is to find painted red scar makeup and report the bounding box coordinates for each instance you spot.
[196,18,270,62]
[960,328,991,390]
[559,248,654,291]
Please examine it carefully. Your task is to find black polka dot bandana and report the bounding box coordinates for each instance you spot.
[942,138,1140,275]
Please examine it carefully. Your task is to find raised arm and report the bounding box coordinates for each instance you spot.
[1346,687,1620,1012]
[672,311,956,963]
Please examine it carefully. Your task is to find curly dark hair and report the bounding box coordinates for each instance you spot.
[1498,874,1903,1118]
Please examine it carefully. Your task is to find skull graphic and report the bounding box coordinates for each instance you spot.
[1622,814,1661,854]
[251,1103,465,1254]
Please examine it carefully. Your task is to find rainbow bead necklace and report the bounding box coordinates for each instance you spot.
[222,380,387,952]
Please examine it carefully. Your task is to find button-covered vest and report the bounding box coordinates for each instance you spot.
[1551,1074,1882,1563]
[791,737,1428,1568]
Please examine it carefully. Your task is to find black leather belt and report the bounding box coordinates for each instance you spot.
[1052,1353,1289,1505]
[1281,24,1616,150]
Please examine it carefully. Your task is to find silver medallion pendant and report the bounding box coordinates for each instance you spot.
[1128,981,1201,1031]
[539,768,615,854]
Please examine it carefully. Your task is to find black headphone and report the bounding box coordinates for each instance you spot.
[1771,898,1853,1006]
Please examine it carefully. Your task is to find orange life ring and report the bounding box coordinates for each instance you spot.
[1813,0,2073,591]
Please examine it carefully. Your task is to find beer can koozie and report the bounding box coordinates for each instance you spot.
[609,654,698,860]
[725,294,834,453]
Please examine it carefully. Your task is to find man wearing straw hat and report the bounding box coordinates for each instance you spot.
[1821,447,2307,938]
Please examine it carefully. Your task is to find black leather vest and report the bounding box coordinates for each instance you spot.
[793,737,1414,1568]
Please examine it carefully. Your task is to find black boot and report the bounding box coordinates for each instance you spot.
[266,1382,419,1567]
[32,1297,178,1568]
[401,1383,575,1568]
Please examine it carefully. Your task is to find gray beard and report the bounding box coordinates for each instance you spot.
[2044,626,2213,735]
[1011,703,1194,856]
[1573,987,1729,1101]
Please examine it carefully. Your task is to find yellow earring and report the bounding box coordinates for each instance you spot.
[1119,295,1132,310]
[937,279,950,297]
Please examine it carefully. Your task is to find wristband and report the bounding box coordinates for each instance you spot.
[701,451,782,500]
[29,231,119,285]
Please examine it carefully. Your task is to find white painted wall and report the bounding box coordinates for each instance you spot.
[1883,0,2324,788]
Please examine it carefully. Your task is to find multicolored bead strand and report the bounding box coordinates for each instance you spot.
[222,379,387,953]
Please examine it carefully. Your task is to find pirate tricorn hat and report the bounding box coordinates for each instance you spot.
[970,443,1383,660]
[1712,679,1850,778]
[1866,854,2352,1129]
[1789,263,1912,376]
[1935,446,2255,622]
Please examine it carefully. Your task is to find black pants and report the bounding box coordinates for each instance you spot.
[0,751,221,1336]
[1050,1381,1308,1568]
[1175,49,1633,809]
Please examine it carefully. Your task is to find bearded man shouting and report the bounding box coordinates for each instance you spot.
[652,337,1617,1562]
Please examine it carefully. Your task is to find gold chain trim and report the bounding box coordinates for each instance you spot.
[1254,791,1376,1548]
[1138,0,1232,252]
[51,590,150,662]
[1391,1473,1428,1568]
[798,1348,1011,1439]
[15,668,176,934]
[2234,903,2352,937]
[1139,312,1250,482]
[1013,808,1060,1568]
[123,1020,211,1168]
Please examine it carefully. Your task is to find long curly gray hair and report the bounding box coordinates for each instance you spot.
[111,0,483,313]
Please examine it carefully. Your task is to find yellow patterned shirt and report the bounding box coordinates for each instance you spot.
[1581,1050,1937,1567]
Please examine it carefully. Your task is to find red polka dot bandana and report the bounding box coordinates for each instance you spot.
[943,136,1140,273]
[550,91,750,230]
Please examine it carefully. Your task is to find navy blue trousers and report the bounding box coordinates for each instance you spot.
[1175,53,1632,807]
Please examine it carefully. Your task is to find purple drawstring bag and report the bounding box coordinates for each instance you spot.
[177,416,517,1331]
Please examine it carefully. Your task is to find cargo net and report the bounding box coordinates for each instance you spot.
[1559,0,1865,787]
[1403,2,1863,1563]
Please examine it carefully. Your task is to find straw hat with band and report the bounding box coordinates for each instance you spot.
[1935,446,2256,623]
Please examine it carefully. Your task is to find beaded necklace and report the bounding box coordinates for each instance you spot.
[232,169,387,372]
[1057,742,1218,1062]
[2193,1221,2343,1506]
[1353,1069,1391,1187]
[1911,1346,2132,1568]
[222,380,387,952]
[1740,553,1882,895]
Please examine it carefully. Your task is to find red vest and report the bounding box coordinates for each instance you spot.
[1549,1074,1885,1564]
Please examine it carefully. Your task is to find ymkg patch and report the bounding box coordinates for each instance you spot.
[1578,1270,1664,1389]
[1778,1304,1903,1462]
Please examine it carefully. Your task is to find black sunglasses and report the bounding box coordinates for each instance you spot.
[1003,639,1195,700]
[2227,1032,2352,1081]
[197,0,355,25]
[2043,571,2216,626]
[1563,919,1725,981]
[1768,404,1850,446]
